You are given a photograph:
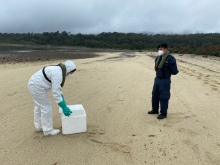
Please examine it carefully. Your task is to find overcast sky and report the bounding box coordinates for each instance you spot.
[0,0,219,34]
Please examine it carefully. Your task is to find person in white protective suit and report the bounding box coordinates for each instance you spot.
[28,60,76,136]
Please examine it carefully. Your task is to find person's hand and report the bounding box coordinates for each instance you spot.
[58,95,72,116]
[62,106,72,116]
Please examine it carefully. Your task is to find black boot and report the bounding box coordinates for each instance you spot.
[157,114,167,119]
[148,110,159,114]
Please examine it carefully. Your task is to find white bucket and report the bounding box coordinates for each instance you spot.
[59,104,87,135]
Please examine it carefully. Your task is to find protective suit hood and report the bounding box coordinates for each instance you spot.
[65,60,76,74]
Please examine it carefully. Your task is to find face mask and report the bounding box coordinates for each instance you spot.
[158,50,164,56]
[66,73,71,78]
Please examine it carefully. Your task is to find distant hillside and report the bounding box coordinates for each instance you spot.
[0,31,220,56]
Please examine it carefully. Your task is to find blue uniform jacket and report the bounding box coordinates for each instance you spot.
[155,54,179,78]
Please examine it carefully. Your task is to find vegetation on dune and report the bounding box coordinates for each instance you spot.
[0,31,220,56]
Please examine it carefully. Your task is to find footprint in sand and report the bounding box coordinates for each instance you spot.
[203,80,209,84]
[86,127,106,139]
[86,127,132,163]
[163,112,196,127]
[178,128,199,137]
[173,88,190,109]
[107,106,113,113]
[182,139,199,153]
[205,151,219,165]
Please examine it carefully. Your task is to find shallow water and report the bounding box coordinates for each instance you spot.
[0,45,62,53]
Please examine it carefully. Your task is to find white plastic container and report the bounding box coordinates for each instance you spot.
[59,104,87,135]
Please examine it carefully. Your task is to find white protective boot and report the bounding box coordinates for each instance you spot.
[43,129,60,136]
[36,128,43,132]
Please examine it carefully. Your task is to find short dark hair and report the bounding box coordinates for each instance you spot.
[157,43,168,49]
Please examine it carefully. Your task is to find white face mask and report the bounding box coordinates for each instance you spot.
[66,73,71,78]
[158,50,164,56]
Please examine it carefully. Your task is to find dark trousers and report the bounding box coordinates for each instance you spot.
[152,77,171,115]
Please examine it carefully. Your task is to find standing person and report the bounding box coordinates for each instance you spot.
[148,43,179,119]
[28,60,76,135]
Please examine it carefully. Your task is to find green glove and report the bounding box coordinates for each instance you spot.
[58,96,72,116]
[62,106,72,116]
[61,94,66,104]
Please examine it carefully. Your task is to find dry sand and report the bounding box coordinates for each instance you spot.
[0,50,220,165]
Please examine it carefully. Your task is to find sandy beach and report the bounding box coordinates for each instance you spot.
[0,49,220,165]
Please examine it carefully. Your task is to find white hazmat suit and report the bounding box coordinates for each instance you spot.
[28,60,76,133]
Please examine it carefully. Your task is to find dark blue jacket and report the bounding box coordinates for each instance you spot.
[155,54,179,78]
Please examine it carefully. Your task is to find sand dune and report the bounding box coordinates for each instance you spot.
[0,50,220,165]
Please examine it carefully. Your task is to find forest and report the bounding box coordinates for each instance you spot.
[0,31,220,56]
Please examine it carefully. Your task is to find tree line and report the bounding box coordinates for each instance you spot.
[0,31,220,56]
